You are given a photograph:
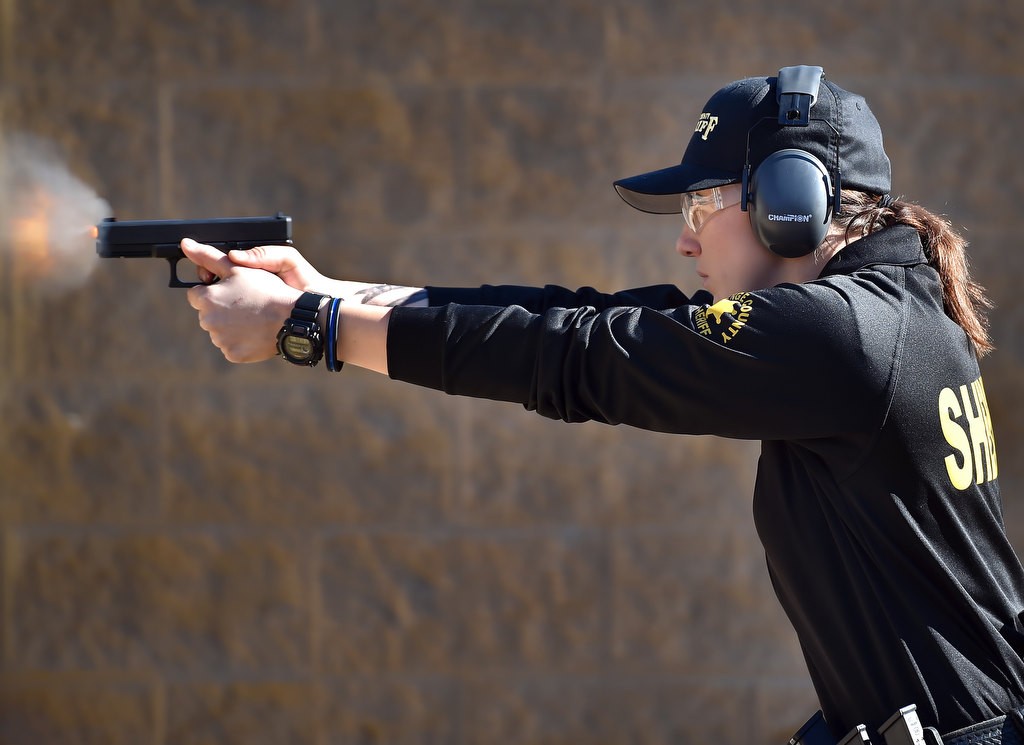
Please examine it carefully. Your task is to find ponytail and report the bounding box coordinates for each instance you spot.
[834,191,994,357]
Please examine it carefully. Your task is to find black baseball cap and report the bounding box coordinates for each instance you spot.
[614,68,892,214]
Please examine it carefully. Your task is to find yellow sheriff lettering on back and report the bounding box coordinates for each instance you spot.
[939,375,998,490]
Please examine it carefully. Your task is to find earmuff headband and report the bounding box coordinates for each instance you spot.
[741,66,843,215]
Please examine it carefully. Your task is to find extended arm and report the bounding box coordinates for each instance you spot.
[182,239,406,374]
[180,240,690,377]
[183,239,883,438]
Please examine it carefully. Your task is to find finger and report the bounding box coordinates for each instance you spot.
[181,238,234,278]
[227,244,301,273]
[186,285,205,311]
[197,266,218,285]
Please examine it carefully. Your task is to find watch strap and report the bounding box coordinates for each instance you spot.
[276,292,328,366]
[293,291,325,321]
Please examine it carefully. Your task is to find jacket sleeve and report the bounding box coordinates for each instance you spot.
[390,278,901,439]
[427,284,698,312]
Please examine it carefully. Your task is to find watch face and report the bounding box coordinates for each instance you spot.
[281,334,314,361]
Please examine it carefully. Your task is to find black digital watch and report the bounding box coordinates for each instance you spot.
[276,291,327,366]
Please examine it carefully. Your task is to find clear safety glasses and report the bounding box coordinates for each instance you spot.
[680,184,743,234]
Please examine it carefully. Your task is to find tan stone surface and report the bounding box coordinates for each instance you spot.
[0,674,158,745]
[324,676,460,745]
[166,682,319,745]
[9,531,311,673]
[2,1,1023,743]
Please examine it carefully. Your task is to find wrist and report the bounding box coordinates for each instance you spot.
[309,278,347,299]
[275,291,330,367]
[316,294,331,329]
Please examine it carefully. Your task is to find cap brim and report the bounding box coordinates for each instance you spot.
[613,163,740,214]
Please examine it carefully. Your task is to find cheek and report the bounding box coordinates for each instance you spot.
[741,243,778,275]
[711,219,782,294]
[738,250,783,292]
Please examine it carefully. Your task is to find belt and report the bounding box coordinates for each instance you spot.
[790,707,1024,745]
[943,714,1024,745]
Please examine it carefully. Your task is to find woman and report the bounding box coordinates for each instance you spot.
[184,67,1024,743]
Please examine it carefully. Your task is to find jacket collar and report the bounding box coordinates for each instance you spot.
[819,224,927,278]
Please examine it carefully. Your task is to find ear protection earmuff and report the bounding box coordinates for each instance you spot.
[741,65,842,259]
[747,148,832,258]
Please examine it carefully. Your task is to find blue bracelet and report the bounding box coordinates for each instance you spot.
[325,297,344,372]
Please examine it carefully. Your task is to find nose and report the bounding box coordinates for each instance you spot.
[676,225,701,257]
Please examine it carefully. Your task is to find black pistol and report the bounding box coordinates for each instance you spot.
[96,213,293,288]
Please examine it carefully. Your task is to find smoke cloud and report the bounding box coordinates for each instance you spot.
[0,132,112,295]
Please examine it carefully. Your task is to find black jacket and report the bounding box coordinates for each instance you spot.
[387,225,1024,737]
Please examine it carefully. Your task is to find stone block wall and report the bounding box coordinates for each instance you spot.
[1,2,1023,743]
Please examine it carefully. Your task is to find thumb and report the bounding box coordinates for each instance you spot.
[227,244,303,274]
[180,238,234,278]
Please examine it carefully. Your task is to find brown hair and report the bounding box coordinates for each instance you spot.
[833,191,994,357]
